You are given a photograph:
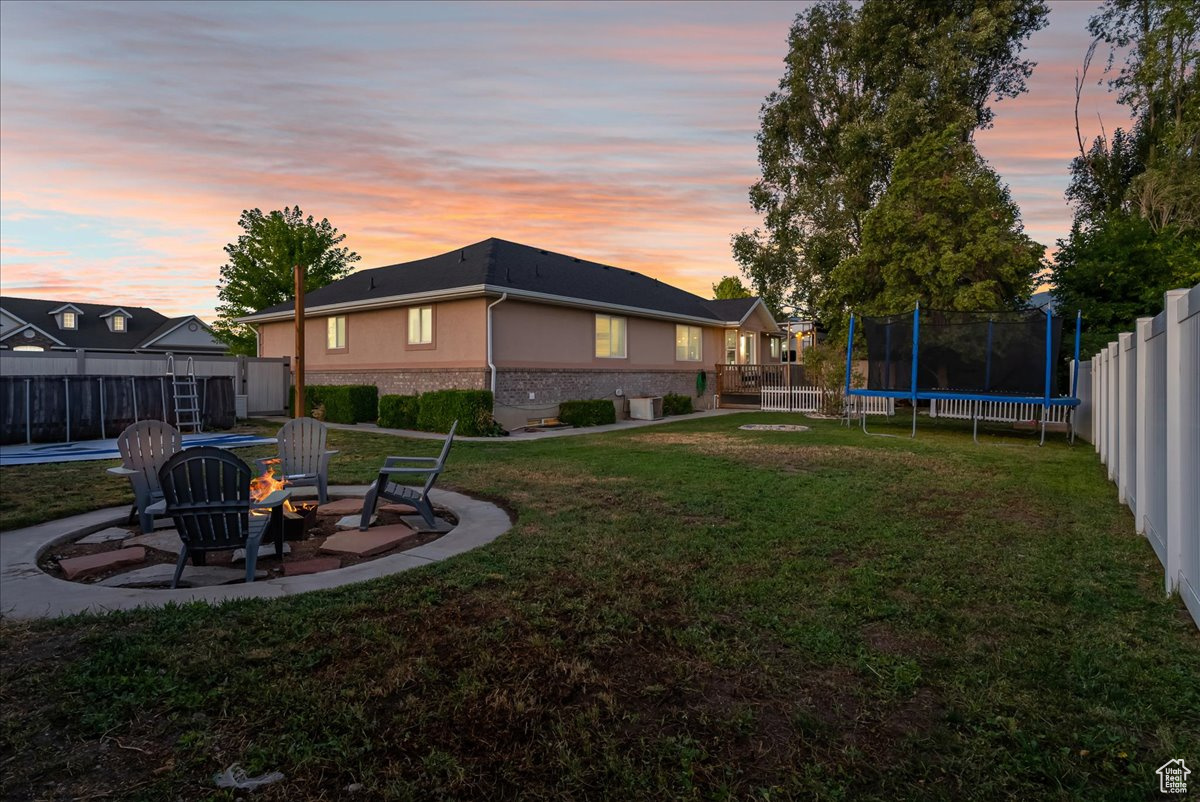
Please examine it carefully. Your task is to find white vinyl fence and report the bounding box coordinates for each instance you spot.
[761,385,894,415]
[928,397,1073,424]
[0,350,290,415]
[1085,284,1199,629]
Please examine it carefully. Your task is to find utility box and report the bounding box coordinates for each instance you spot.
[629,396,664,421]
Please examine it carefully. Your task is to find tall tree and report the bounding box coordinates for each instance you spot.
[825,128,1042,327]
[213,207,360,355]
[1052,0,1198,340]
[711,275,753,299]
[732,0,1048,319]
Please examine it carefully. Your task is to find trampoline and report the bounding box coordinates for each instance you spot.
[844,304,1081,444]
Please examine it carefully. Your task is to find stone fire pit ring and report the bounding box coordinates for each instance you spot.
[0,486,511,619]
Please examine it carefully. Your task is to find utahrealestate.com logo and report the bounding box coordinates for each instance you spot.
[1158,759,1191,794]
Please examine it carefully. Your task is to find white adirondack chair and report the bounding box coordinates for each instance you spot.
[256,417,338,504]
[106,420,183,533]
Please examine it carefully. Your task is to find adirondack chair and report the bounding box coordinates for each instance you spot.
[157,446,290,588]
[360,420,457,531]
[106,420,182,534]
[255,417,337,504]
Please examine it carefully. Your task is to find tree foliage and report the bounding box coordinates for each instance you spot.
[826,128,1042,326]
[732,0,1048,318]
[1052,0,1198,341]
[213,207,360,355]
[711,275,753,299]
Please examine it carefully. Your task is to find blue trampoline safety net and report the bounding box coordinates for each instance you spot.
[860,309,1064,397]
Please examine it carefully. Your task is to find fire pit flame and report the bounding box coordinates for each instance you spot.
[249,459,298,513]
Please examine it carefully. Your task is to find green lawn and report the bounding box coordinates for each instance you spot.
[1,414,1197,801]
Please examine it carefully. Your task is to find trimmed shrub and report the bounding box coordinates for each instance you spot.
[378,394,420,430]
[663,393,693,416]
[559,399,616,427]
[289,385,378,424]
[416,389,502,436]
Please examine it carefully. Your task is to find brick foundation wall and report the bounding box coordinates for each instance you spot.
[307,369,489,397]
[493,368,714,428]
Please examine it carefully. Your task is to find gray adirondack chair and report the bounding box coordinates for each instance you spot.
[158,446,290,588]
[360,420,457,531]
[106,420,182,534]
[256,417,337,504]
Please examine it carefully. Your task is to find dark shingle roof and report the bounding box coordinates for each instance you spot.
[0,296,222,352]
[251,238,760,323]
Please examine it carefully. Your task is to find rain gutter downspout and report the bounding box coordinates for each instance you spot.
[487,293,508,394]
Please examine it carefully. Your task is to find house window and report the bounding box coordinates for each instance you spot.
[595,314,626,358]
[769,337,780,360]
[13,345,44,352]
[407,305,433,345]
[112,315,126,332]
[61,311,77,330]
[675,325,702,361]
[740,332,757,364]
[724,330,737,363]
[326,315,347,351]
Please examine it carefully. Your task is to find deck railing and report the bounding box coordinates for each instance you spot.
[715,363,794,395]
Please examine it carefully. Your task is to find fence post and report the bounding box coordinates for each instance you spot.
[1163,288,1189,593]
[1134,317,1153,534]
[75,348,85,375]
[1116,333,1133,504]
[1108,340,1118,480]
[24,378,31,444]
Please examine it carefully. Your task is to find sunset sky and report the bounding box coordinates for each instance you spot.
[0,1,1130,320]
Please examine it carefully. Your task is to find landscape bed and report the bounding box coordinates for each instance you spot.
[1,414,1197,801]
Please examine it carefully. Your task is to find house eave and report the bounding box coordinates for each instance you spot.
[238,283,741,328]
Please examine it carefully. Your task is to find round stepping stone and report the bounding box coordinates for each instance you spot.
[320,523,418,557]
[59,547,146,580]
[738,424,810,432]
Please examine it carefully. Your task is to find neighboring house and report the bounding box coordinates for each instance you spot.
[239,238,782,428]
[0,296,224,354]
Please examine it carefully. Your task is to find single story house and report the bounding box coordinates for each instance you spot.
[0,296,224,355]
[239,238,782,428]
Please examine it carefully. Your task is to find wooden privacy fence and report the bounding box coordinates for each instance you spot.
[0,375,235,444]
[0,351,291,417]
[1084,284,1199,629]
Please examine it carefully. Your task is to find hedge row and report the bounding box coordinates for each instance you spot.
[663,393,693,416]
[559,399,616,427]
[378,390,502,436]
[378,394,420,430]
[289,385,378,424]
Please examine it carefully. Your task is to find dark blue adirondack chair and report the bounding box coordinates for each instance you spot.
[359,420,457,530]
[157,446,289,588]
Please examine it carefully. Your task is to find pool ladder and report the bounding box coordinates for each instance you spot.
[166,354,203,433]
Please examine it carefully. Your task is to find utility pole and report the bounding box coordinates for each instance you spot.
[294,263,305,418]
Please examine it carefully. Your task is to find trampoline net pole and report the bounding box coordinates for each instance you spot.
[911,303,919,438]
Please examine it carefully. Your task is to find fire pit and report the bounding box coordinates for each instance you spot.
[283,502,318,540]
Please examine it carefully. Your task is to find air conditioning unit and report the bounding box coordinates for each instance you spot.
[629,396,663,421]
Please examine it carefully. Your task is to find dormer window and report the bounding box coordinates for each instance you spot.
[100,308,132,333]
[49,304,84,331]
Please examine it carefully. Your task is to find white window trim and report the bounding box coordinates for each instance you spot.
[595,314,627,359]
[326,315,347,350]
[407,305,433,345]
[61,311,77,330]
[675,324,702,362]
